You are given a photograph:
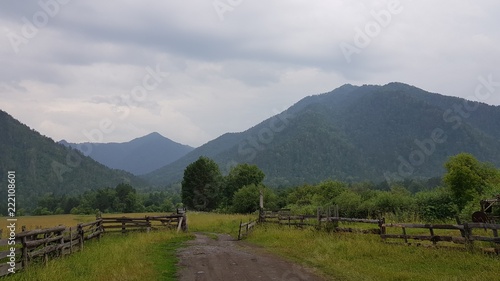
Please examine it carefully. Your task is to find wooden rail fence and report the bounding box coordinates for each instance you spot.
[382,222,500,253]
[238,219,257,240]
[0,211,187,277]
[261,209,384,233]
[259,208,499,253]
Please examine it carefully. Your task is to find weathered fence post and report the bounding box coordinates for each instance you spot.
[463,222,473,251]
[77,224,84,251]
[238,220,242,240]
[69,227,73,254]
[21,236,28,269]
[317,207,322,228]
[59,228,65,257]
[402,227,408,244]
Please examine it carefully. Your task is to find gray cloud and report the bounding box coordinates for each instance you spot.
[1,0,499,146]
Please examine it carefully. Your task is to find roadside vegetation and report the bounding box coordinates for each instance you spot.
[247,225,500,281]
[7,230,191,281]
[3,212,255,280]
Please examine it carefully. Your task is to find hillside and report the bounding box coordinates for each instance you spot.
[144,82,500,186]
[0,110,149,213]
[61,132,193,175]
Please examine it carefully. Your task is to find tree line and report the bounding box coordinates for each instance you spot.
[182,153,500,222]
[22,183,182,216]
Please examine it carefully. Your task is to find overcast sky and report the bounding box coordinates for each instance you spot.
[1,0,499,147]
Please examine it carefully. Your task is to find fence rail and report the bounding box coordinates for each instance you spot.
[258,208,499,253]
[382,221,500,252]
[0,211,187,277]
[238,219,257,240]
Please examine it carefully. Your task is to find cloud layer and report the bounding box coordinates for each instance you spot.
[1,0,499,147]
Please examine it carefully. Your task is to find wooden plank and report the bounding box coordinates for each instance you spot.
[469,236,500,243]
[0,262,22,277]
[24,235,64,248]
[0,248,22,260]
[468,223,500,230]
[177,217,184,233]
[102,225,149,229]
[78,220,102,228]
[15,226,66,238]
[326,217,380,224]
[86,230,103,240]
[28,244,58,259]
[381,234,461,242]
[383,223,464,230]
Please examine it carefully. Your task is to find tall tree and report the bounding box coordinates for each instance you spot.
[181,156,222,211]
[224,163,265,206]
[443,153,495,211]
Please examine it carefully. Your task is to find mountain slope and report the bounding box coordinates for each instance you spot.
[144,82,500,186]
[0,110,149,212]
[62,132,194,175]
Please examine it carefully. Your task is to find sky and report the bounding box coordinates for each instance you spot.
[1,0,499,147]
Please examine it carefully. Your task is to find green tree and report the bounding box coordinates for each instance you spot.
[181,156,222,211]
[443,153,493,211]
[223,163,265,206]
[232,184,277,213]
[115,183,139,213]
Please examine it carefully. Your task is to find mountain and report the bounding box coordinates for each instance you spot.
[61,132,194,175]
[144,82,500,187]
[0,110,150,212]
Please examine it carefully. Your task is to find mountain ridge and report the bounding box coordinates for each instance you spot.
[143,82,500,187]
[61,132,194,175]
[0,110,150,213]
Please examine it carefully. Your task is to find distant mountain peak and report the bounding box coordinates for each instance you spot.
[64,132,194,175]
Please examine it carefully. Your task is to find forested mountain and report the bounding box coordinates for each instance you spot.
[144,82,500,187]
[61,132,193,175]
[0,110,149,213]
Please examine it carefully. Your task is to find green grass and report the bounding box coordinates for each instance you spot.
[151,235,193,281]
[247,224,500,281]
[186,212,256,237]
[3,212,252,280]
[7,231,193,281]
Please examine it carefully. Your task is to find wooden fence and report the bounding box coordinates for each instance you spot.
[261,209,383,233]
[0,211,187,277]
[238,219,257,240]
[259,208,499,253]
[382,222,500,253]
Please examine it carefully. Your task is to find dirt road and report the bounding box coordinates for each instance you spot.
[177,233,325,281]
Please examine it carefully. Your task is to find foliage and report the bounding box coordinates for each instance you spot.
[414,188,456,221]
[181,156,223,211]
[231,184,277,213]
[223,163,265,206]
[444,153,500,212]
[25,184,180,216]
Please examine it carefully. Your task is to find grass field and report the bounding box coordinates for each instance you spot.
[247,224,500,281]
[2,213,499,280]
[1,212,255,280]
